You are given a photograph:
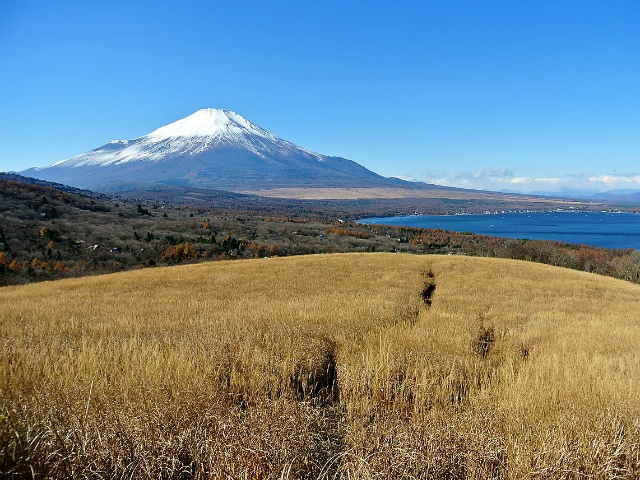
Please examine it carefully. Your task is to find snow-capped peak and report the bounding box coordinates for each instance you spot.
[50,108,324,167]
[144,108,276,142]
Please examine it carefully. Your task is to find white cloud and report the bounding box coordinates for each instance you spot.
[587,175,640,189]
[391,175,420,182]
[416,170,640,194]
[508,177,534,185]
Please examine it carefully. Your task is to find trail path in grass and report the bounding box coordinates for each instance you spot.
[2,253,640,478]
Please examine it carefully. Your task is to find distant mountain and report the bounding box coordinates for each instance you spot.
[590,190,640,203]
[525,188,640,203]
[21,109,411,192]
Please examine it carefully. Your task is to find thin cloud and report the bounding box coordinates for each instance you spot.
[422,171,640,194]
[588,175,640,188]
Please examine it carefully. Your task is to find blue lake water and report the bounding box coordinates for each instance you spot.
[358,212,640,250]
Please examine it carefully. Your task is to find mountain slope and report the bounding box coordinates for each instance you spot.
[21,109,400,191]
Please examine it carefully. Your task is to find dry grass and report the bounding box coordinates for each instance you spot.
[237,187,585,207]
[2,253,640,478]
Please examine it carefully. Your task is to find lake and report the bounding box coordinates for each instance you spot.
[358,211,640,250]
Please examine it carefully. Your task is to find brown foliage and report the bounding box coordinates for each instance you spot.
[325,227,374,239]
[161,242,198,262]
[1,175,639,289]
[0,253,9,269]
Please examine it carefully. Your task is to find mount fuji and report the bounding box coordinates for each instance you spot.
[21,109,409,192]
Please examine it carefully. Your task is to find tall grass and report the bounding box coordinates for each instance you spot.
[2,253,640,478]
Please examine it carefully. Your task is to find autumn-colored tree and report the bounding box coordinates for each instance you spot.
[0,252,9,269]
[161,242,198,263]
[53,261,68,271]
[39,227,60,241]
[246,242,266,258]
[30,258,49,270]
[325,227,374,239]
[203,221,212,230]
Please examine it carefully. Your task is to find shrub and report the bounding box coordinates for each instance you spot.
[473,324,495,358]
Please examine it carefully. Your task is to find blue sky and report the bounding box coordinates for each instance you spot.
[1,0,639,193]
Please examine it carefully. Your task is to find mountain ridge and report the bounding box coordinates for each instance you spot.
[22,108,399,192]
[48,109,327,167]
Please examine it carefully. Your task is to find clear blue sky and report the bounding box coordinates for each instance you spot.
[1,0,639,193]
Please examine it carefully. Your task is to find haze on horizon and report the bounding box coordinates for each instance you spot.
[1,1,638,195]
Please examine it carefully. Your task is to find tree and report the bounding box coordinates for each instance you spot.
[161,242,198,263]
[39,227,60,241]
[0,252,9,270]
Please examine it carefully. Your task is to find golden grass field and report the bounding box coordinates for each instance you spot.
[237,186,585,206]
[1,253,640,478]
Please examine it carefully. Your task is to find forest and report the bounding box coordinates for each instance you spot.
[1,176,639,286]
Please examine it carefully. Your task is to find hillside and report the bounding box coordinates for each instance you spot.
[2,175,639,287]
[0,175,417,284]
[2,254,640,478]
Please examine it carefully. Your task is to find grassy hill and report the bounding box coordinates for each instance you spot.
[2,253,639,478]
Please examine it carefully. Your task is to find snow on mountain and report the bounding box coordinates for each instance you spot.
[21,108,404,192]
[51,109,324,167]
